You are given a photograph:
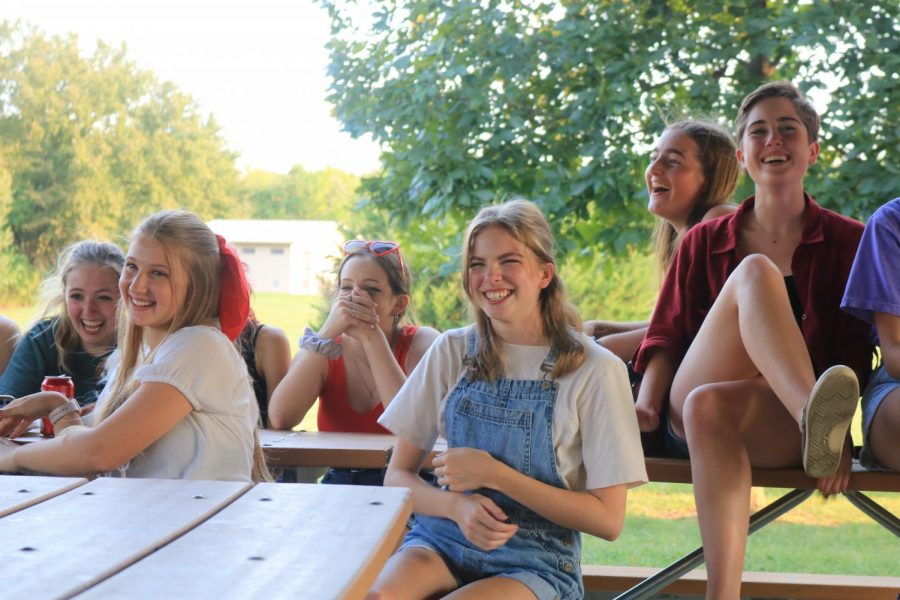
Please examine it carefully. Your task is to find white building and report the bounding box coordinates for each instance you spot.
[207,219,342,295]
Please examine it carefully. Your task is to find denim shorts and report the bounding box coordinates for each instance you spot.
[400,514,582,600]
[859,365,900,470]
[320,467,386,486]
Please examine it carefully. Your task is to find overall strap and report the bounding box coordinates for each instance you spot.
[463,327,478,382]
[539,348,558,390]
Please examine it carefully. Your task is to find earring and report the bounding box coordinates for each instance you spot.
[392,313,401,325]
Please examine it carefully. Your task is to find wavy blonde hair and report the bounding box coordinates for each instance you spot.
[97,210,270,482]
[462,199,584,381]
[37,241,124,372]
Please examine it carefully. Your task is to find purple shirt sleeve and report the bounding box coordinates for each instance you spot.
[841,198,900,324]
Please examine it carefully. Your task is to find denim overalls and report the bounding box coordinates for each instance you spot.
[401,330,582,600]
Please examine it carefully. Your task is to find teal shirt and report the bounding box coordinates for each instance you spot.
[0,318,112,406]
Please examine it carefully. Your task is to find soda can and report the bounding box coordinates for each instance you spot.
[40,375,76,437]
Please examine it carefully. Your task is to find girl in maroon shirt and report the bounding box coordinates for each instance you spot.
[634,81,872,599]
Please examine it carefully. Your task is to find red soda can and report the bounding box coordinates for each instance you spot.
[41,375,75,437]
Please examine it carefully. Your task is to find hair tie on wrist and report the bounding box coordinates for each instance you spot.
[216,234,251,341]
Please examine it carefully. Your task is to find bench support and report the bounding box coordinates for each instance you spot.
[612,489,814,600]
[843,490,900,537]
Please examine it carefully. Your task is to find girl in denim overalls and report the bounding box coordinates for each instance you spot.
[374,200,647,600]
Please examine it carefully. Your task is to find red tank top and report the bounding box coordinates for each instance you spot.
[317,325,418,434]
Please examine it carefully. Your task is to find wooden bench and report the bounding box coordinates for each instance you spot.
[594,457,900,600]
[583,565,900,600]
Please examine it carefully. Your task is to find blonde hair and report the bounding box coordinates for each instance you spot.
[461,199,584,381]
[38,240,124,372]
[651,119,739,275]
[98,210,270,482]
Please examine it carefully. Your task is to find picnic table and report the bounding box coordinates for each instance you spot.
[0,475,411,599]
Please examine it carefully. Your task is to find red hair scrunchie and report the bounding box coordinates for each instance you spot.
[216,234,250,341]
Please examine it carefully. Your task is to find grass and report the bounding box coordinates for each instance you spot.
[584,483,899,576]
[2,293,897,576]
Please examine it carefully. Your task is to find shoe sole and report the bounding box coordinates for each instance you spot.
[802,366,859,479]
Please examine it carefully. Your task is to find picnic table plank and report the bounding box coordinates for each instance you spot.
[80,482,413,600]
[0,477,251,598]
[261,430,396,468]
[0,475,87,518]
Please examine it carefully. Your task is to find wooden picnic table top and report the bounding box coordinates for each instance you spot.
[81,482,412,600]
[260,429,398,469]
[0,476,411,600]
[0,474,88,517]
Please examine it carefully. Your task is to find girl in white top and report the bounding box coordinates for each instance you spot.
[0,210,266,482]
[372,199,646,600]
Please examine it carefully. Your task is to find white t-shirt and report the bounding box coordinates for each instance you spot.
[96,325,258,482]
[379,327,647,491]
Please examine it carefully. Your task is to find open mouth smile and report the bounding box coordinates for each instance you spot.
[484,289,511,303]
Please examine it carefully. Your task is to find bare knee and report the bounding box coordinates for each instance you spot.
[732,253,782,290]
[682,384,732,440]
[369,548,454,600]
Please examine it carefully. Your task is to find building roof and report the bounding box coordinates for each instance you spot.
[208,219,340,245]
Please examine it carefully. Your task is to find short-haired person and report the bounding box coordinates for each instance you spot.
[0,210,267,482]
[633,81,873,598]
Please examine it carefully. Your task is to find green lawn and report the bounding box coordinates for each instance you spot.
[3,293,897,576]
[584,483,899,576]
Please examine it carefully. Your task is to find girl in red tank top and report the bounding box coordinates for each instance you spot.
[268,240,439,485]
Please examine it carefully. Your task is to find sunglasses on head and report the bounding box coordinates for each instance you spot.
[343,239,401,258]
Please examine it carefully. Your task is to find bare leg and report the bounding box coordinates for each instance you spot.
[669,254,816,435]
[445,577,537,599]
[682,379,801,599]
[367,547,458,600]
[869,388,900,471]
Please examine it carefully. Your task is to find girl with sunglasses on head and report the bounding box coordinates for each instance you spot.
[0,210,267,482]
[370,199,646,600]
[269,239,440,486]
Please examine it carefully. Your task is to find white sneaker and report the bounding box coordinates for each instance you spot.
[801,365,859,478]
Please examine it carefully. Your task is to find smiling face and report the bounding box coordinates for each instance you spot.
[119,234,186,348]
[736,96,820,189]
[466,225,553,344]
[645,129,707,230]
[339,254,407,336]
[64,263,120,354]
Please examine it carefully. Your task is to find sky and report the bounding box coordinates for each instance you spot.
[0,0,382,175]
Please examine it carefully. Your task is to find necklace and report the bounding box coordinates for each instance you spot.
[350,355,378,405]
[347,325,399,408]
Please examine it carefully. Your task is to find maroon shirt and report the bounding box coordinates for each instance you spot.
[634,195,873,386]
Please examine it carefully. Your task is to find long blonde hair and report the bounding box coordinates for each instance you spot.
[98,210,270,482]
[38,241,124,372]
[461,199,584,381]
[651,120,739,276]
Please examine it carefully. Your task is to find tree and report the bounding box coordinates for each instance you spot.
[242,165,361,223]
[0,21,242,270]
[324,0,898,256]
